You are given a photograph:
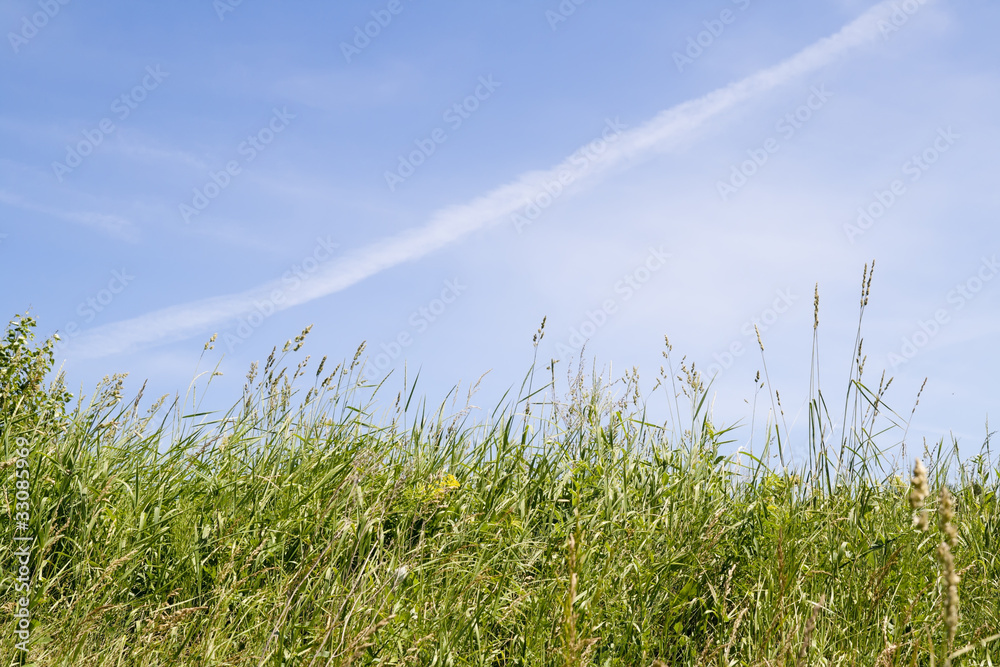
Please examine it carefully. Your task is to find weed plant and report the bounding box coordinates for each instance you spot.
[1,268,999,665]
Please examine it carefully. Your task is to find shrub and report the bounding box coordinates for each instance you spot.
[0,312,72,440]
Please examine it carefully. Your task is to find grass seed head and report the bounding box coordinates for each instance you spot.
[937,540,960,653]
[813,283,819,331]
[939,485,958,549]
[910,458,930,531]
[936,485,961,658]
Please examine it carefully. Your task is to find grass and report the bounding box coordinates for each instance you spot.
[2,273,1000,666]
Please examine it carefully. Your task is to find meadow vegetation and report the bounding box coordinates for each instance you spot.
[1,272,999,665]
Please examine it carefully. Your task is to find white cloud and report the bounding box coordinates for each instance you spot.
[66,0,929,359]
[0,189,135,239]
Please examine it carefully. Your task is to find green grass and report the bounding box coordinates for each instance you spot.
[2,296,999,665]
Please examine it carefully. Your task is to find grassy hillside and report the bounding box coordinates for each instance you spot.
[1,310,998,666]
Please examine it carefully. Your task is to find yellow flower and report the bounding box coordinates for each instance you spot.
[422,472,460,501]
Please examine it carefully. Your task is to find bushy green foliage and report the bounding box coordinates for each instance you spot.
[0,303,998,665]
[0,312,72,439]
[0,335,997,666]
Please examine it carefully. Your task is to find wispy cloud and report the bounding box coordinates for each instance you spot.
[0,189,135,239]
[66,0,924,359]
[105,131,210,172]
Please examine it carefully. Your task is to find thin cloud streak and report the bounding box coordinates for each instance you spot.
[66,0,919,359]
[0,189,135,239]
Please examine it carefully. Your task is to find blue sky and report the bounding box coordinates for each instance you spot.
[2,0,998,463]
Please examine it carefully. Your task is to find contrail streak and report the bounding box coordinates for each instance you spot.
[66,0,919,358]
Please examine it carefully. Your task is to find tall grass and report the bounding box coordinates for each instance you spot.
[2,275,999,666]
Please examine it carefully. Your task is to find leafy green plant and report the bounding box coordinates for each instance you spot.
[1,285,999,665]
[0,312,72,440]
